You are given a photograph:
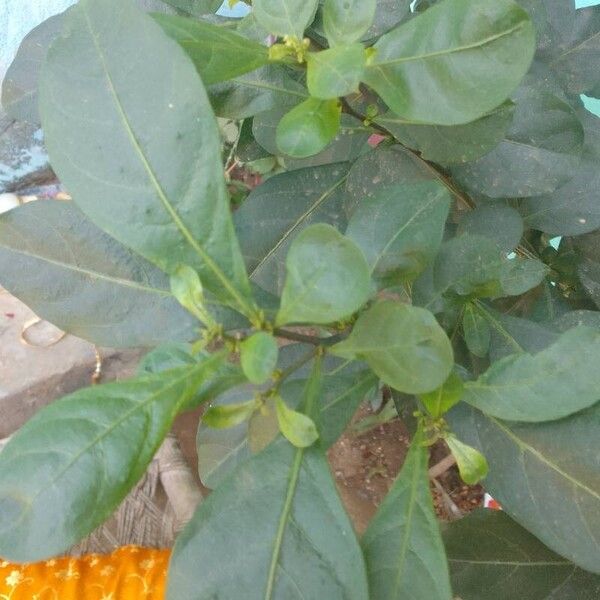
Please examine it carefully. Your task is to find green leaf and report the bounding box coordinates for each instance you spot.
[463,304,491,357]
[306,45,366,99]
[431,235,545,303]
[0,357,223,561]
[332,300,453,394]
[362,429,452,600]
[276,223,372,325]
[345,144,436,213]
[363,0,535,125]
[419,370,464,418]
[445,434,488,484]
[379,102,515,166]
[464,326,600,422]
[141,345,245,411]
[0,200,200,348]
[345,181,451,285]
[209,64,308,119]
[574,229,600,310]
[521,108,600,236]
[196,384,255,488]
[276,97,342,158]
[253,0,319,38]
[169,361,370,600]
[152,14,269,85]
[322,0,376,45]
[240,332,279,384]
[170,264,212,324]
[546,5,600,97]
[235,163,350,294]
[203,399,259,429]
[452,87,584,198]
[1,12,66,123]
[253,109,369,169]
[444,509,600,600]
[457,205,524,253]
[448,403,600,574]
[158,0,223,15]
[275,395,319,448]
[39,0,255,317]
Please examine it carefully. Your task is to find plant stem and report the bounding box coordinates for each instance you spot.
[274,328,346,346]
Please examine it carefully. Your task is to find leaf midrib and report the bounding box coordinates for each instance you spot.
[81,5,253,317]
[371,21,526,67]
[0,241,171,296]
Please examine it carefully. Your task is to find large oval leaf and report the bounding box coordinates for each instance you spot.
[448,403,600,574]
[444,510,600,600]
[1,12,66,123]
[253,0,318,38]
[169,365,369,600]
[362,430,452,600]
[0,357,223,561]
[345,180,451,285]
[152,14,269,85]
[0,200,198,347]
[464,326,600,422]
[39,0,254,316]
[322,0,376,46]
[379,102,515,166]
[276,223,372,325]
[452,87,584,198]
[235,163,350,294]
[332,300,453,394]
[364,0,535,125]
[521,108,600,235]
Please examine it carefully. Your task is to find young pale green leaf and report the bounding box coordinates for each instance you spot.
[448,403,600,574]
[452,88,584,198]
[1,12,65,123]
[0,200,200,348]
[253,0,319,38]
[362,429,452,600]
[152,14,269,85]
[275,395,319,448]
[276,97,342,158]
[234,163,350,294]
[253,109,369,170]
[322,0,376,45]
[464,326,600,422]
[444,510,600,600]
[364,0,535,125]
[306,44,366,99]
[170,264,212,324]
[0,356,224,562]
[345,181,451,285]
[168,358,370,600]
[203,399,259,429]
[419,371,464,418]
[463,304,491,358]
[276,224,372,326]
[240,332,279,384]
[445,434,488,484]
[378,103,515,166]
[39,0,255,317]
[332,301,453,394]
